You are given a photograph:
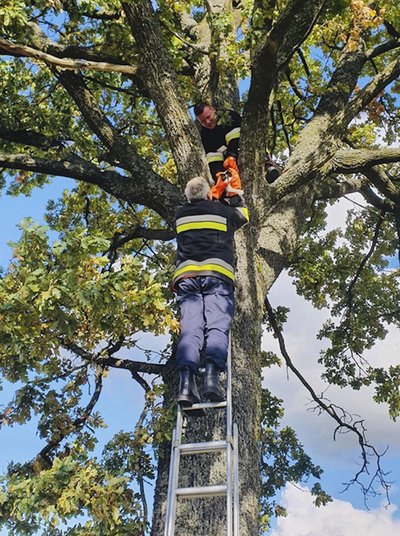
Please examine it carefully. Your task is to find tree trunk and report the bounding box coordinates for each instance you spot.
[150,226,265,535]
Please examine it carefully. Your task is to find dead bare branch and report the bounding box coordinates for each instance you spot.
[264,296,391,504]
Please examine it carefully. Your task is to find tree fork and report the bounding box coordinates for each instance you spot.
[122,0,210,187]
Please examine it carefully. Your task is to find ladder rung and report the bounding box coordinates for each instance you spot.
[184,401,227,411]
[176,484,227,498]
[179,440,227,455]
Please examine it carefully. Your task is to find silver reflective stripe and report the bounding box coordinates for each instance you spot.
[176,257,234,272]
[176,214,227,226]
[235,207,249,221]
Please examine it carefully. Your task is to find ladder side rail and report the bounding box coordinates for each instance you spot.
[233,422,240,536]
[226,438,233,535]
[164,427,178,536]
[226,335,234,535]
[226,333,233,439]
[165,406,185,536]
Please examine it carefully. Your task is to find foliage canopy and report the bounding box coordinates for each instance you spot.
[0,0,400,534]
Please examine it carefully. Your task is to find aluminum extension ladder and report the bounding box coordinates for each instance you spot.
[164,341,240,536]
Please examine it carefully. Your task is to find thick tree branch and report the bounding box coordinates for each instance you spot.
[360,185,394,213]
[174,5,214,101]
[315,176,367,201]
[383,19,400,39]
[0,38,138,75]
[366,39,400,60]
[0,128,63,149]
[274,0,328,69]
[362,166,400,202]
[313,148,400,206]
[242,0,327,196]
[63,340,165,376]
[27,20,133,66]
[332,147,400,173]
[121,0,210,187]
[96,356,165,377]
[53,69,136,160]
[47,68,183,222]
[0,151,181,222]
[265,36,370,204]
[343,55,400,124]
[109,227,175,252]
[97,357,153,392]
[316,37,367,119]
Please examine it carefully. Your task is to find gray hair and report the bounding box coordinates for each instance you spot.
[185,177,210,202]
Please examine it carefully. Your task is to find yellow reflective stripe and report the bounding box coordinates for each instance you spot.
[207,152,224,163]
[225,127,240,144]
[177,222,227,233]
[238,207,249,221]
[175,263,234,280]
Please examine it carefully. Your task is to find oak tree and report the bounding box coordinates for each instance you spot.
[0,1,400,534]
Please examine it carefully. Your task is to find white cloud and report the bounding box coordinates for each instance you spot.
[271,484,400,536]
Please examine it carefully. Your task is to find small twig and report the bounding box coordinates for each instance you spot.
[160,21,208,55]
[346,209,385,316]
[37,367,104,464]
[276,100,292,154]
[297,47,311,77]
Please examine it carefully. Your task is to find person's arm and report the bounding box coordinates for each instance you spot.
[209,159,224,182]
[227,200,249,231]
[201,130,224,182]
[225,111,241,159]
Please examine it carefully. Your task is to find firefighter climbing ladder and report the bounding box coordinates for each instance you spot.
[164,340,240,536]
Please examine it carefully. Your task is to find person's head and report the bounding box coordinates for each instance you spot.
[185,177,212,202]
[194,102,217,129]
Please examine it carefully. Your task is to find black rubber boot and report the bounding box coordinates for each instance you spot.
[177,366,201,407]
[203,360,225,402]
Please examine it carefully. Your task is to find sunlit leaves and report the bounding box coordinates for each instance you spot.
[0,212,176,372]
[1,0,400,532]
[0,449,146,535]
[291,202,400,411]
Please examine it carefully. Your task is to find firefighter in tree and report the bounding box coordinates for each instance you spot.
[194,102,280,196]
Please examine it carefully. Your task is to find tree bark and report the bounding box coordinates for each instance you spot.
[122,0,210,187]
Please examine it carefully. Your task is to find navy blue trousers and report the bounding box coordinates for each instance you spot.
[175,276,234,372]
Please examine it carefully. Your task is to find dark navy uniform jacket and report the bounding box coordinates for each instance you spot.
[172,198,249,289]
[199,110,241,181]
